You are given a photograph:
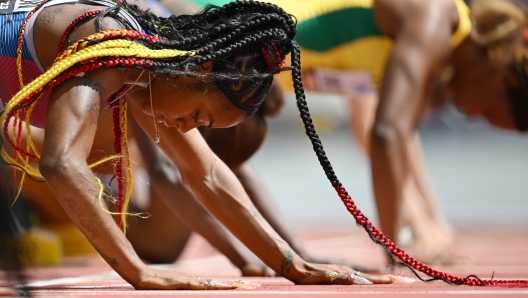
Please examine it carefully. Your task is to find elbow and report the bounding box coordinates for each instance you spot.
[179,159,218,194]
[39,151,86,181]
[39,153,75,181]
[370,121,405,151]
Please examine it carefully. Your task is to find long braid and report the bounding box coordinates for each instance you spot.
[2,0,527,287]
[289,41,528,287]
[58,10,102,53]
[2,0,295,232]
[118,100,134,232]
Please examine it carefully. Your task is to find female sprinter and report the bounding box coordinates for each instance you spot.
[0,0,390,290]
[180,0,528,265]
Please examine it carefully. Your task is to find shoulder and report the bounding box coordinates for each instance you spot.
[374,0,459,39]
[34,3,128,69]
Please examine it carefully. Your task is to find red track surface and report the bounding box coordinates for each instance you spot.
[1,228,527,297]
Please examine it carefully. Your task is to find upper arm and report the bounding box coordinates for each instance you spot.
[34,3,128,70]
[373,0,456,134]
[40,68,128,171]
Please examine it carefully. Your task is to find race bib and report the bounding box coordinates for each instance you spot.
[313,68,377,97]
[0,0,16,14]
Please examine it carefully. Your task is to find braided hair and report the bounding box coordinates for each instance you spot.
[116,0,295,113]
[472,0,528,131]
[0,0,295,231]
[2,0,527,287]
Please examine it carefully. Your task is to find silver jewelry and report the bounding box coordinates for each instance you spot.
[149,72,160,143]
[328,271,338,282]
[205,279,227,287]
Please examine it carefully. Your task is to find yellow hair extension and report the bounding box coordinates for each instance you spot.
[11,112,25,206]
[94,175,150,220]
[119,99,134,234]
[3,31,176,233]
[1,34,195,177]
[24,101,41,159]
[12,112,20,150]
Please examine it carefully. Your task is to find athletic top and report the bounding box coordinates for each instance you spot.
[0,0,143,128]
[190,0,472,90]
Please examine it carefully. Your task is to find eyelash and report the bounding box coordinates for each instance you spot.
[192,111,200,123]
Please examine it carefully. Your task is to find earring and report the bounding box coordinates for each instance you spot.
[149,72,160,143]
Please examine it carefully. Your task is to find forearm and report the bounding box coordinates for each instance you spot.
[370,126,408,241]
[406,132,438,204]
[236,163,308,258]
[147,164,260,269]
[40,159,144,284]
[187,159,307,280]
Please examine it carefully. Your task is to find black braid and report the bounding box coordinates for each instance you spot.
[290,41,338,182]
[94,6,134,32]
[112,0,296,114]
[290,39,473,284]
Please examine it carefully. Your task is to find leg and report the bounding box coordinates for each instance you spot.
[235,162,380,272]
[0,118,71,224]
[126,183,192,264]
[349,94,459,265]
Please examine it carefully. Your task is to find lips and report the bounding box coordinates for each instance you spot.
[158,115,177,129]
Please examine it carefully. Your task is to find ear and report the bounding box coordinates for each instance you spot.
[199,61,213,73]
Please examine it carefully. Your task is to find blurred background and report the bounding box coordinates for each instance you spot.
[251,84,528,231]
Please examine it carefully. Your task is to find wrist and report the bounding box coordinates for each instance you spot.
[282,256,309,283]
[115,260,146,287]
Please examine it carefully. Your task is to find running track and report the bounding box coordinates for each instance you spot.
[1,228,527,297]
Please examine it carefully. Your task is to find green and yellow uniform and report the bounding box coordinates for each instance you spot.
[190,0,472,89]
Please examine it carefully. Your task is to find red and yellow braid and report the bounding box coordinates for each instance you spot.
[16,0,49,88]
[2,27,194,232]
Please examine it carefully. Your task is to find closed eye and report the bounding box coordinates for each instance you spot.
[192,110,200,123]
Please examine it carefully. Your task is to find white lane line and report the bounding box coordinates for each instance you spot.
[17,272,121,288]
[16,234,528,291]
[27,289,528,295]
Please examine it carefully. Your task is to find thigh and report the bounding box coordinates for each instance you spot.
[126,185,192,264]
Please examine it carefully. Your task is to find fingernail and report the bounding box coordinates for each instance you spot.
[205,279,231,287]
[385,274,415,284]
[347,273,373,285]
[226,279,261,289]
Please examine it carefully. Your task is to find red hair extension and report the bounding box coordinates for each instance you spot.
[332,181,528,287]
[261,46,275,72]
[54,29,162,64]
[112,105,125,228]
[58,10,102,53]
[11,116,24,200]
[272,43,285,70]
[3,111,39,160]
[16,0,50,88]
[2,56,154,163]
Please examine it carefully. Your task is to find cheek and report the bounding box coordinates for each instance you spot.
[213,112,246,128]
[450,69,502,112]
[210,105,247,128]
